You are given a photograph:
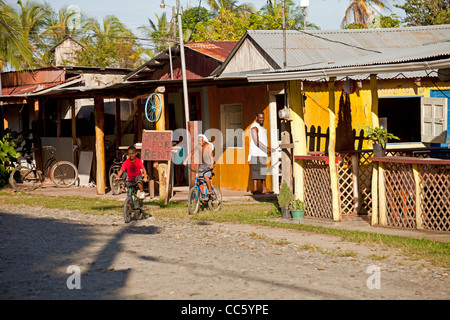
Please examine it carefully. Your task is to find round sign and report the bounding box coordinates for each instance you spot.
[343,78,357,94]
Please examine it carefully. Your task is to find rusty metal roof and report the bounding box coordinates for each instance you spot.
[185,41,237,62]
[125,41,237,80]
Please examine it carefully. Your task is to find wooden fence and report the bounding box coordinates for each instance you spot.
[296,147,450,232]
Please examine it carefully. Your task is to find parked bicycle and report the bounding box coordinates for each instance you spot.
[187,165,222,214]
[109,166,127,195]
[9,146,78,191]
[123,178,145,223]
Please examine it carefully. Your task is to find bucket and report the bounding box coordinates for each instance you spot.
[291,209,304,220]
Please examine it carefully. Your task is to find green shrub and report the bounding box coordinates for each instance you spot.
[0,129,23,187]
[277,181,292,208]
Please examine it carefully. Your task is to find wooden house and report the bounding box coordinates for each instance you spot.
[212,25,450,194]
[50,36,84,67]
[242,28,450,232]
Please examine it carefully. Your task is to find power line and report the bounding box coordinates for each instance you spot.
[220,0,382,54]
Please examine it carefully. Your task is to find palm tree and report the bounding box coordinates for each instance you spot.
[341,0,391,28]
[76,15,143,68]
[260,0,318,30]
[15,0,51,68]
[206,0,254,16]
[0,0,34,70]
[139,13,172,55]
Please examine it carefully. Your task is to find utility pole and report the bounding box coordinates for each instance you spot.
[300,0,309,30]
[176,0,190,132]
[282,0,286,68]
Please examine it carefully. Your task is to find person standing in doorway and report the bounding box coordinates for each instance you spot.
[249,111,274,195]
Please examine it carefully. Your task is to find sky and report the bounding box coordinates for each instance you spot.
[5,0,407,37]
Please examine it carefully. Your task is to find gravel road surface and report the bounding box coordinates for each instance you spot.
[0,204,448,300]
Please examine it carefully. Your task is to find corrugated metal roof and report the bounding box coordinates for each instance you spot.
[269,41,450,73]
[2,82,65,96]
[242,25,450,69]
[185,41,237,62]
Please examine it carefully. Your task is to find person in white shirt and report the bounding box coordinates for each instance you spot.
[249,111,274,194]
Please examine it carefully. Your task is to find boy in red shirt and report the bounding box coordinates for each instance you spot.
[116,146,148,199]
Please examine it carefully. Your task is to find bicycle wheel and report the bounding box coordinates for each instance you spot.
[50,161,78,188]
[9,166,39,191]
[109,173,121,195]
[144,93,162,123]
[188,186,200,215]
[124,197,133,223]
[208,186,222,211]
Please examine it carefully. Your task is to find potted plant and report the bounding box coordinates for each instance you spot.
[277,181,292,218]
[290,199,306,220]
[366,126,400,157]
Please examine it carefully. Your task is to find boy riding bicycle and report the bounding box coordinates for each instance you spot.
[183,134,214,197]
[116,146,148,199]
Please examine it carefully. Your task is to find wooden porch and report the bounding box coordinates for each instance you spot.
[295,148,450,232]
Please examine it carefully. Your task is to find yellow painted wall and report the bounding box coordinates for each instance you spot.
[291,77,450,153]
[208,84,283,191]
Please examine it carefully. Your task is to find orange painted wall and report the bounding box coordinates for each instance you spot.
[208,84,281,191]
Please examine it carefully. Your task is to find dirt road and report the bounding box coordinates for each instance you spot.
[0,204,448,300]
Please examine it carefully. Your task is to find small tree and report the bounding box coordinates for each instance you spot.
[277,181,292,218]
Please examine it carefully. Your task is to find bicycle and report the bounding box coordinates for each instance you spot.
[109,156,127,195]
[9,146,78,191]
[123,178,145,223]
[187,165,222,215]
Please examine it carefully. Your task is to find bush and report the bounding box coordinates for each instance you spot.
[277,181,292,208]
[290,199,306,210]
[0,129,24,188]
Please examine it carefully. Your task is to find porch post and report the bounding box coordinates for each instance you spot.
[328,77,341,221]
[288,81,307,202]
[155,87,166,131]
[71,98,77,166]
[155,89,168,202]
[370,74,380,128]
[94,96,106,195]
[136,98,143,142]
[33,99,43,171]
[56,100,62,137]
[115,98,122,147]
[370,74,386,225]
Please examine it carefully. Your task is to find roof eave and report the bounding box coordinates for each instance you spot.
[247,58,450,82]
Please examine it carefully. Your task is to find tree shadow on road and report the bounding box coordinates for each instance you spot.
[0,211,160,299]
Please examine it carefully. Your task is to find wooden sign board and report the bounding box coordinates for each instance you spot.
[141,130,173,161]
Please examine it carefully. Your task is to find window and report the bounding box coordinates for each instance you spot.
[378,97,448,144]
[421,97,447,143]
[221,104,243,148]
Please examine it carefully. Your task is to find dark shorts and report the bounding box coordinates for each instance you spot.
[198,163,213,178]
[250,156,268,180]
[130,175,143,183]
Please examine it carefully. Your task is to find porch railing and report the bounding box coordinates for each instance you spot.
[295,148,450,232]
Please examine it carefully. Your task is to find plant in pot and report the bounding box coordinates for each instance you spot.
[277,181,292,218]
[290,199,306,220]
[366,126,400,157]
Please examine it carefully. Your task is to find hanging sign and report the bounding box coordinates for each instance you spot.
[141,130,173,161]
